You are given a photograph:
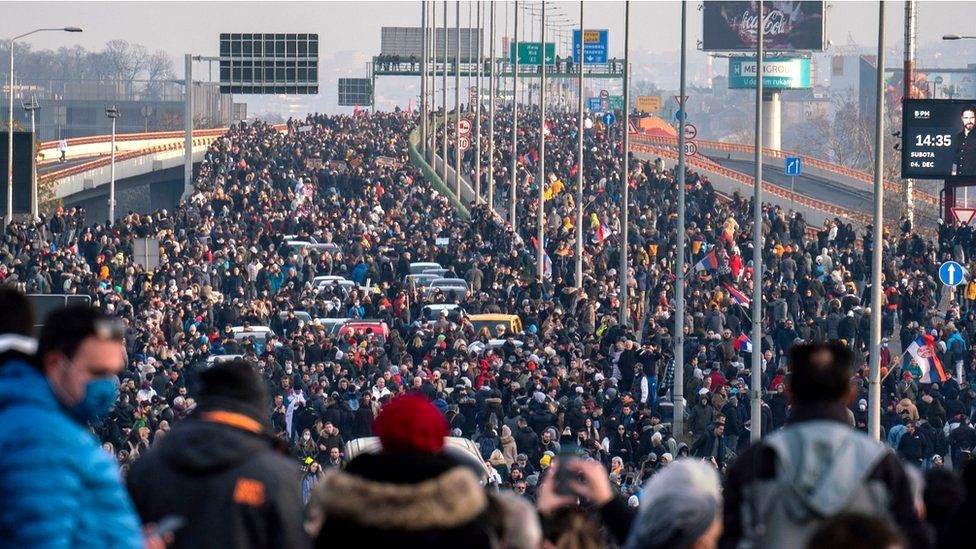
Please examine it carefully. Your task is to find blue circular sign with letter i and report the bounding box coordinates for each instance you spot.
[940,260,964,287]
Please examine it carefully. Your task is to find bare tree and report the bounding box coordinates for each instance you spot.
[104,40,148,83]
[144,50,174,100]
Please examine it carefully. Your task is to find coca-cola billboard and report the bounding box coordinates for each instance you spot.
[702,1,826,52]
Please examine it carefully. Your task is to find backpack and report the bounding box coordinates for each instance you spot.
[737,421,893,549]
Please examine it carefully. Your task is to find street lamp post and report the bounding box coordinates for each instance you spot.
[105,106,120,226]
[7,26,82,225]
[22,97,39,220]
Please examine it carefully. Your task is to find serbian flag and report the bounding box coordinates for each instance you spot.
[734,334,753,353]
[353,105,360,116]
[723,281,750,308]
[907,334,948,383]
[407,99,413,114]
[695,248,719,272]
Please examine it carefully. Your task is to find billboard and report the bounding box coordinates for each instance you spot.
[338,78,373,107]
[728,57,812,89]
[0,132,34,218]
[702,1,826,52]
[219,33,319,94]
[901,99,976,180]
[381,27,482,61]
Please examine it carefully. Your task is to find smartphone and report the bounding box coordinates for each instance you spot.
[149,515,186,538]
[554,444,581,496]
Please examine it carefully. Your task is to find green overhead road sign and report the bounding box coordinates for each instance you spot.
[609,96,624,111]
[509,42,556,65]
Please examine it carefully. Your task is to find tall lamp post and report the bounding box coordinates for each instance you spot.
[7,26,83,225]
[22,96,39,220]
[105,106,120,226]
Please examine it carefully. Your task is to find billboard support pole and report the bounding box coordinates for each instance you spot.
[903,0,916,226]
[750,0,765,444]
[868,0,887,442]
[442,0,448,187]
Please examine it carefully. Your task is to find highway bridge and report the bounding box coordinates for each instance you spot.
[36,125,921,233]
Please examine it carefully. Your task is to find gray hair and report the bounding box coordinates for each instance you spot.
[624,459,721,549]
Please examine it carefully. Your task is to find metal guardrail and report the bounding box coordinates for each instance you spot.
[39,128,228,151]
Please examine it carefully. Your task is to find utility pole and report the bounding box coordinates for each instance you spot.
[574,0,585,289]
[674,0,688,437]
[455,0,462,199]
[421,0,428,157]
[488,0,496,211]
[184,53,193,199]
[537,0,547,281]
[475,0,483,204]
[750,0,765,444]
[510,0,519,228]
[618,1,630,326]
[868,1,887,442]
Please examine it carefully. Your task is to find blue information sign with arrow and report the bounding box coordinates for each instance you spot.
[603,112,616,127]
[785,157,802,176]
[940,261,965,287]
[572,29,609,64]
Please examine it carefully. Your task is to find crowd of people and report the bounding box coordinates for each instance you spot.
[0,105,975,547]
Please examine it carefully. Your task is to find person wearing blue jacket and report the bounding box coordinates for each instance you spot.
[0,297,143,549]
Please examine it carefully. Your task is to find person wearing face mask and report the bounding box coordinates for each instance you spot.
[0,299,143,548]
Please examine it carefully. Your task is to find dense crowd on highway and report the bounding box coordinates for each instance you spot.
[1,107,976,548]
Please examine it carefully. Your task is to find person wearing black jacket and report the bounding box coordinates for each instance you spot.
[126,361,308,549]
[720,342,928,549]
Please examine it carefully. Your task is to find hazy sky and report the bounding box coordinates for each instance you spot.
[3,1,975,114]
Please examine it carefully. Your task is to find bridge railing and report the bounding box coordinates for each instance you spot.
[39,128,229,152]
[632,134,938,206]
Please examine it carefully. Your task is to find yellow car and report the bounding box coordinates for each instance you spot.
[467,314,523,338]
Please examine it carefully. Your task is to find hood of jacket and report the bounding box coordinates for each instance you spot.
[158,412,275,474]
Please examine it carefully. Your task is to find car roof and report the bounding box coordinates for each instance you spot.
[468,314,519,321]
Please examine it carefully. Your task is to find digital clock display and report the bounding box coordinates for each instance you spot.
[902,98,976,179]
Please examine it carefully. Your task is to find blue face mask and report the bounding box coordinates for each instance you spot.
[68,377,119,424]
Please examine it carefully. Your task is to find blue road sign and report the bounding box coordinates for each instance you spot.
[573,29,609,64]
[940,261,964,286]
[588,97,603,112]
[674,109,685,121]
[785,157,802,176]
[603,112,616,127]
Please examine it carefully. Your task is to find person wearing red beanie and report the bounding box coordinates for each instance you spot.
[309,394,492,548]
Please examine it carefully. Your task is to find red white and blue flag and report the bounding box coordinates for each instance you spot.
[723,282,750,308]
[695,248,719,272]
[907,334,948,384]
[734,334,753,353]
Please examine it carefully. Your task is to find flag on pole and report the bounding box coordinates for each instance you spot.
[407,99,413,114]
[907,334,948,383]
[734,333,753,353]
[722,281,750,308]
[695,248,719,272]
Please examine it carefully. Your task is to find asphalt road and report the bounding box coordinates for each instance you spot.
[38,155,104,176]
[706,156,875,216]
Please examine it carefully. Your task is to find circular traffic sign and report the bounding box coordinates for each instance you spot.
[675,109,686,122]
[683,141,698,157]
[683,123,698,140]
[458,118,472,136]
[600,89,610,99]
[602,112,616,127]
[458,135,472,151]
[940,260,965,286]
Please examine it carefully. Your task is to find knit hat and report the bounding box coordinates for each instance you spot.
[624,459,722,549]
[372,394,448,454]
